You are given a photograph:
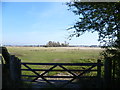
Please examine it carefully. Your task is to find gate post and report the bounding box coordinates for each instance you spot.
[9,55,21,88]
[0,56,2,90]
[104,57,112,88]
[97,59,102,88]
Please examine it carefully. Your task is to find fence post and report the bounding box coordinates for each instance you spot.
[104,57,112,88]
[9,55,21,88]
[14,57,21,87]
[9,55,15,84]
[0,56,2,90]
[97,59,102,88]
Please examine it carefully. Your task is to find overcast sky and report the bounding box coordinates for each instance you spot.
[2,2,99,45]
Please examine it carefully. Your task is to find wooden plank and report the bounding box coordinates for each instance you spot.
[21,75,74,78]
[21,75,96,78]
[21,69,97,72]
[40,76,96,78]
[21,62,102,66]
[42,76,74,78]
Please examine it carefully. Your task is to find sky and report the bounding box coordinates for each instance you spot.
[2,2,99,45]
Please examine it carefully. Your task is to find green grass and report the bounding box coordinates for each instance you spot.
[7,47,103,63]
[6,47,104,79]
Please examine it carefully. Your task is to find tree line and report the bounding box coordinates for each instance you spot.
[43,41,69,47]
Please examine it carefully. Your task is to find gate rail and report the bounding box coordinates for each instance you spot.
[21,60,103,87]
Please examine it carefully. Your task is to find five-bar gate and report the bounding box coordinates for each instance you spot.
[21,60,103,88]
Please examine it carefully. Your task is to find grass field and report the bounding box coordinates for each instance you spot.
[7,47,103,63]
[6,47,104,83]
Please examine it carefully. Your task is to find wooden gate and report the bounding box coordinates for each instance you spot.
[2,47,113,88]
[21,60,103,88]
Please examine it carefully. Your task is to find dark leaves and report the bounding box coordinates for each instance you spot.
[66,2,120,47]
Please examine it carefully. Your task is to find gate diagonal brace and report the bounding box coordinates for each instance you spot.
[59,65,96,88]
[22,64,55,86]
[41,65,58,76]
[32,65,58,82]
[58,65,77,77]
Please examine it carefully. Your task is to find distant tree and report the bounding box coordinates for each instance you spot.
[46,41,53,47]
[57,42,61,47]
[44,41,69,47]
[61,41,69,47]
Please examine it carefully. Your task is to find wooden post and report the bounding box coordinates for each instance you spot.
[112,59,116,79]
[9,55,21,88]
[14,57,21,82]
[104,57,112,88]
[0,56,2,90]
[97,59,102,88]
[2,47,10,66]
[9,55,15,83]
